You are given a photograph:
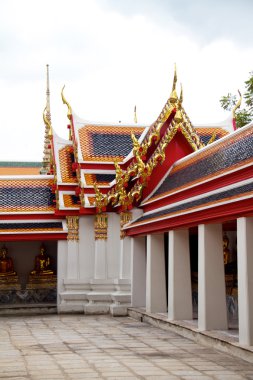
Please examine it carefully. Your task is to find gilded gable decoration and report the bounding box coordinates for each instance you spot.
[94,182,108,213]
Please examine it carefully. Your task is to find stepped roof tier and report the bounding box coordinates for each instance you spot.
[0,175,66,240]
[54,68,234,215]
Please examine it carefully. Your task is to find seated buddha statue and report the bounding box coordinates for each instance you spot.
[223,232,230,265]
[0,245,17,276]
[30,244,54,276]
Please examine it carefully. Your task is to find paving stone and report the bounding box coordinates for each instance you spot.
[0,314,253,380]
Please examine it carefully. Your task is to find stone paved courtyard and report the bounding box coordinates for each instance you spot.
[0,314,253,380]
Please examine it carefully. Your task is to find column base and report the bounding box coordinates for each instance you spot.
[58,279,131,316]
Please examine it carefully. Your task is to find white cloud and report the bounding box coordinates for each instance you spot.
[0,0,252,160]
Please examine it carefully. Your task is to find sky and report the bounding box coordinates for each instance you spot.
[0,0,252,161]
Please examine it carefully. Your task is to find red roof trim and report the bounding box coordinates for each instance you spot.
[143,164,253,213]
[126,198,253,236]
[0,233,67,242]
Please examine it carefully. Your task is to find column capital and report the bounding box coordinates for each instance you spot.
[66,216,79,241]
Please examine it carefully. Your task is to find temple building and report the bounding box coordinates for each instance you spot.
[0,65,253,347]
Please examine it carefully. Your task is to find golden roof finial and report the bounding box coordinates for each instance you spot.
[179,83,183,105]
[43,106,52,138]
[174,82,183,123]
[61,85,72,121]
[169,63,178,104]
[172,63,177,92]
[134,105,137,124]
[232,90,242,118]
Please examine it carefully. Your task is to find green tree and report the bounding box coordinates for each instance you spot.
[220,72,253,128]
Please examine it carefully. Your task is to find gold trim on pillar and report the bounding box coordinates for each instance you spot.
[66,216,79,241]
[94,213,108,240]
[120,211,132,239]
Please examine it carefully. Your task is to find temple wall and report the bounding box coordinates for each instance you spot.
[58,212,131,315]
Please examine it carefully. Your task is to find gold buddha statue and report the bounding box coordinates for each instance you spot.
[30,244,54,276]
[223,232,230,265]
[0,245,17,277]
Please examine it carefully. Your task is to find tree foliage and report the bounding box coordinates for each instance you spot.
[220,71,253,128]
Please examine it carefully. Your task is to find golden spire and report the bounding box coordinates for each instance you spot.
[232,90,242,118]
[46,64,51,124]
[134,105,137,124]
[61,85,72,121]
[40,65,53,175]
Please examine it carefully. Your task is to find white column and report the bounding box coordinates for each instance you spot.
[198,224,228,331]
[107,213,120,279]
[79,216,95,280]
[57,240,68,306]
[131,236,146,307]
[168,229,192,320]
[94,239,107,279]
[146,234,167,313]
[237,217,253,346]
[120,236,131,279]
[66,216,80,280]
[67,240,79,279]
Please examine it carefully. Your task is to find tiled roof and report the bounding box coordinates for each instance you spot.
[130,181,253,228]
[149,126,253,202]
[87,196,96,206]
[0,222,63,233]
[78,125,144,162]
[195,127,229,145]
[0,162,41,168]
[0,178,55,213]
[59,146,77,183]
[84,173,115,186]
[0,162,41,175]
[63,194,80,208]
[0,167,41,175]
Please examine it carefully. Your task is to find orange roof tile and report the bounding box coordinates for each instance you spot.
[84,173,115,186]
[59,146,78,183]
[78,125,145,162]
[0,178,55,213]
[0,167,41,175]
[195,127,229,145]
[63,194,80,208]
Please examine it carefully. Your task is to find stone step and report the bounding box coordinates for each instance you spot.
[0,303,57,316]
